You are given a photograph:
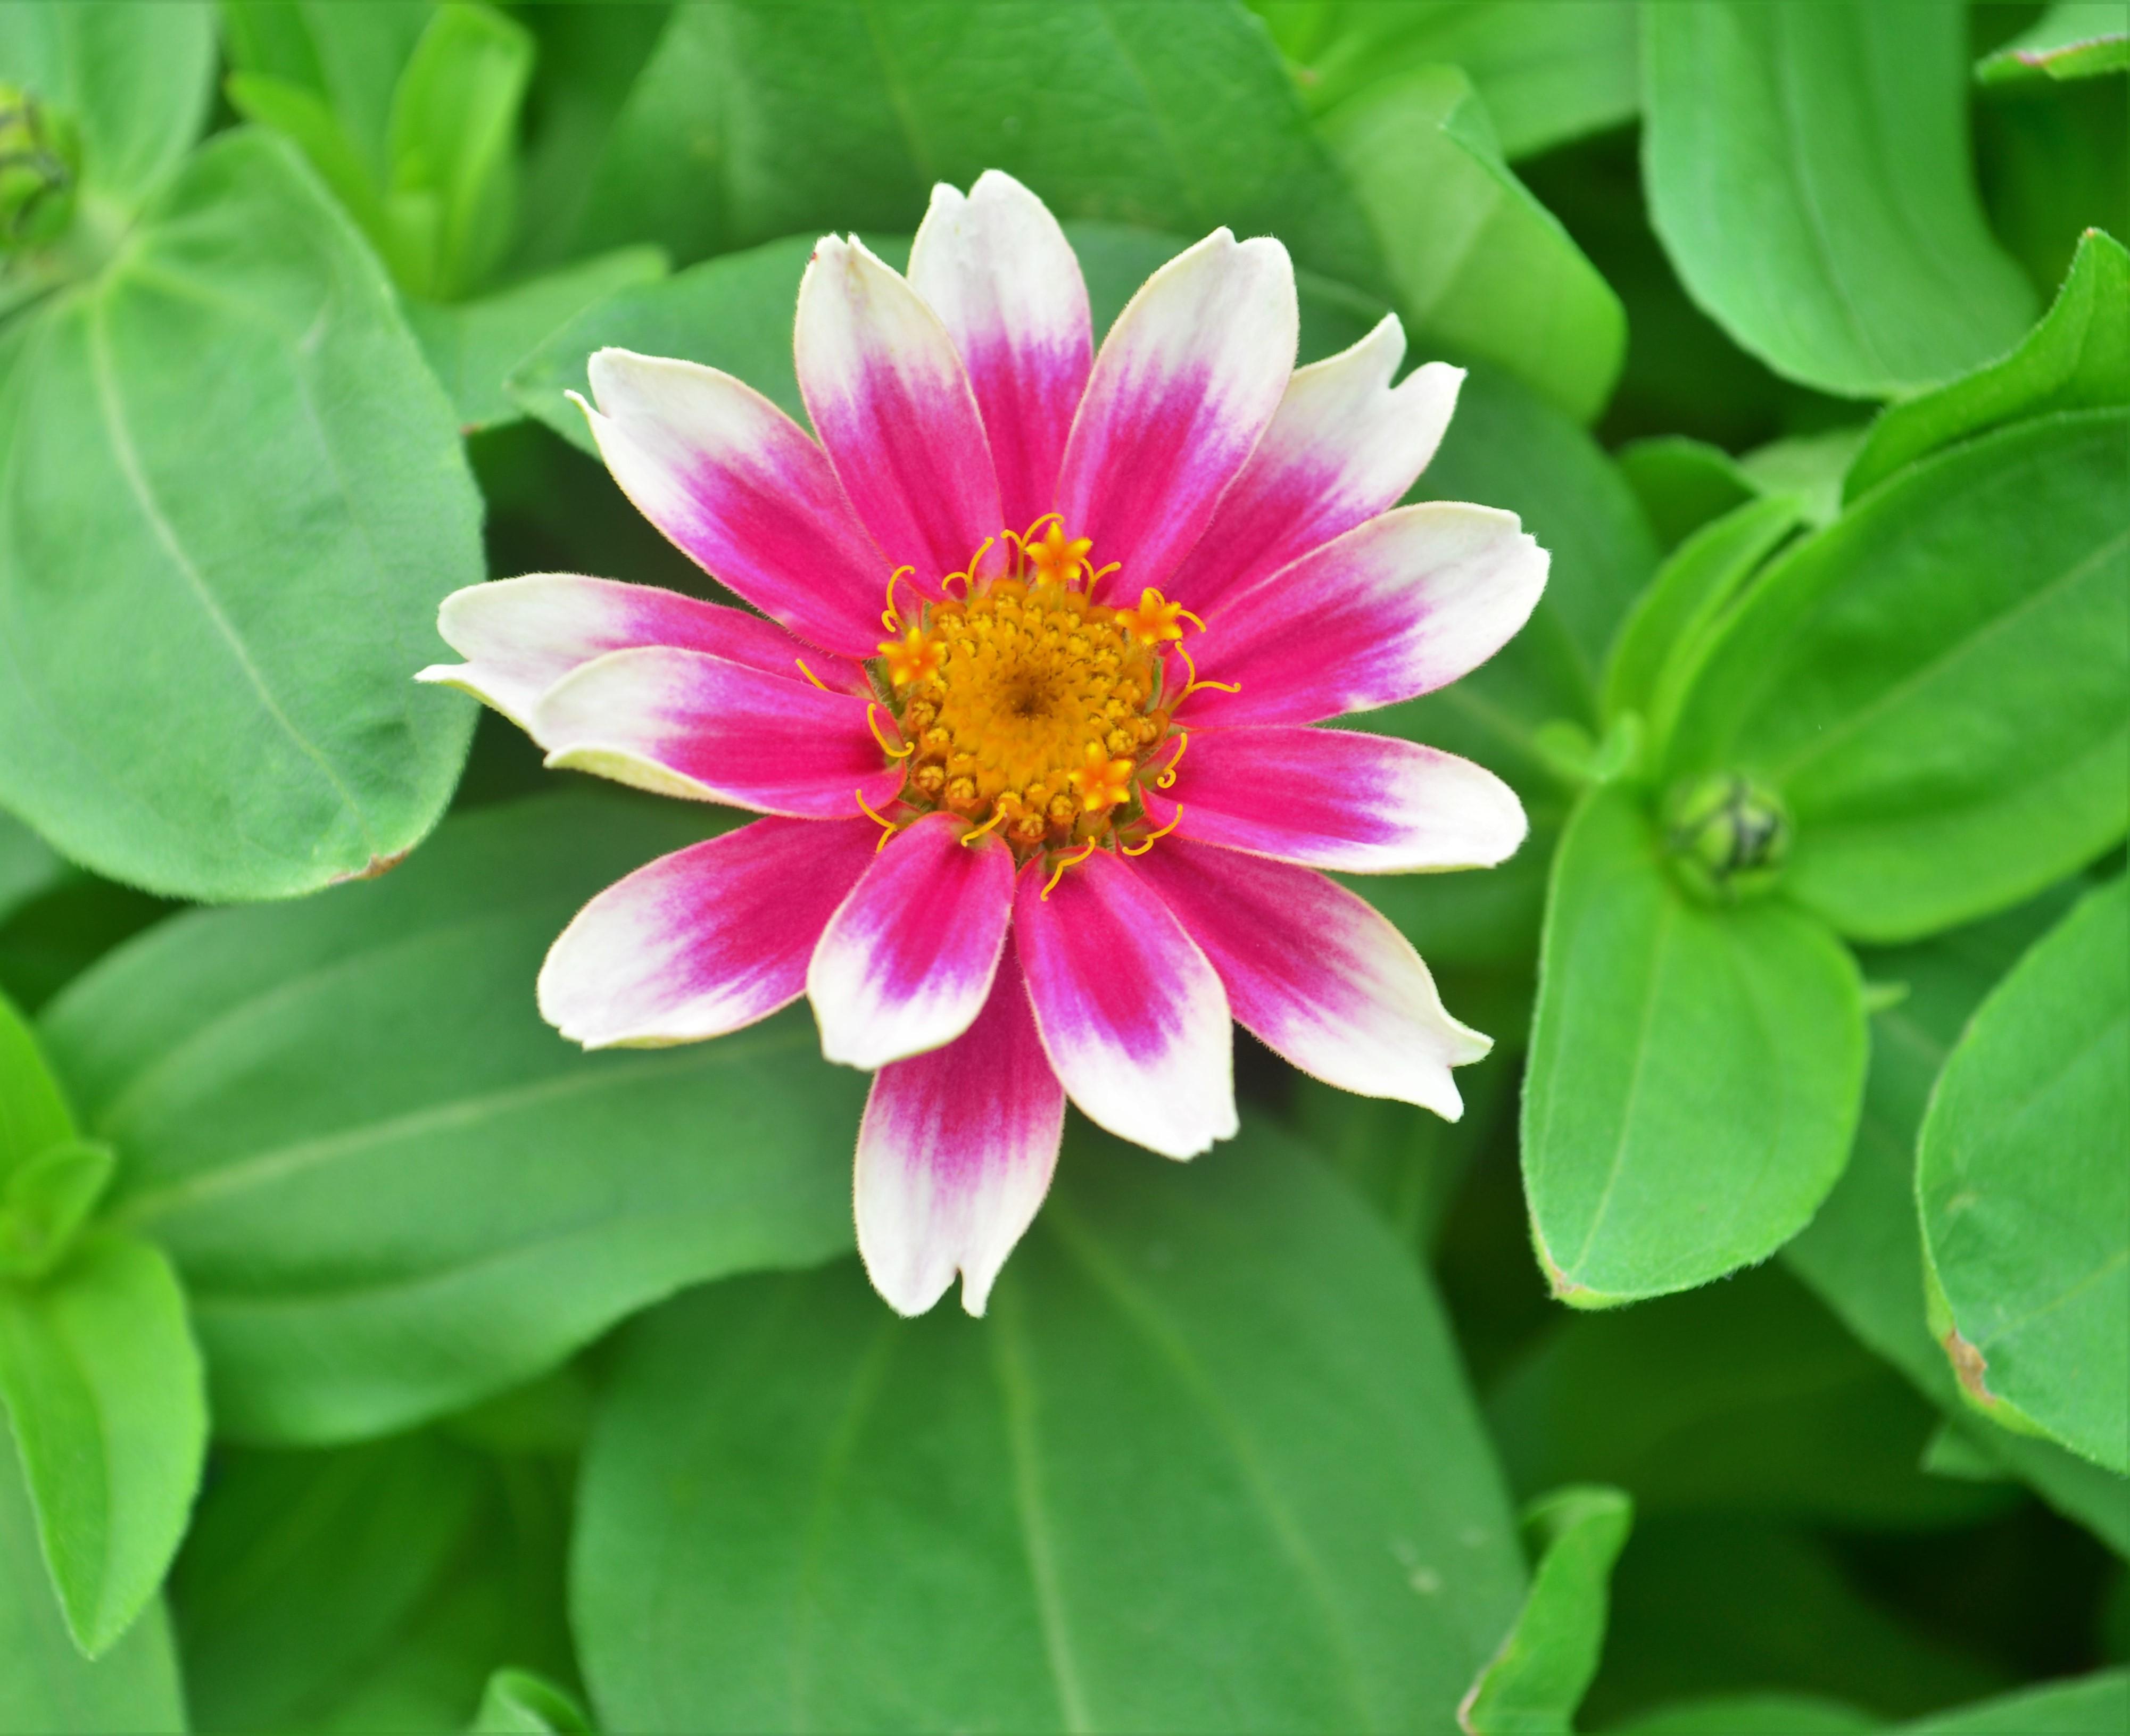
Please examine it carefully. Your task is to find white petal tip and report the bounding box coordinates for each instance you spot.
[411,662,461,687]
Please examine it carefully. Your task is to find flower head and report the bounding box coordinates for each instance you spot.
[418,170,1548,1317]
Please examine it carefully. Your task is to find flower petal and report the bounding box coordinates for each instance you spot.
[581,350,889,656]
[908,171,1093,537]
[1013,850,1237,1160]
[795,235,1004,582]
[538,817,878,1049]
[1179,504,1548,727]
[1163,725,1526,873]
[1129,838,1489,1120]
[1163,316,1463,615]
[531,646,903,819]
[1058,228,1298,599]
[855,948,1064,1317]
[416,574,867,728]
[807,813,1015,1068]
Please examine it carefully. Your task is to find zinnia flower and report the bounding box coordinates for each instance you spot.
[419,171,1547,1316]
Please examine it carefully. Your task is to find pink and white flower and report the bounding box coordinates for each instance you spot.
[419,171,1548,1316]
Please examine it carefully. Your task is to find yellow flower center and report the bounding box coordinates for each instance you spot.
[863,516,1203,879]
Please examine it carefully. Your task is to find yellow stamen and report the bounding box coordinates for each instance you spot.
[881,565,916,633]
[867,704,915,759]
[1175,643,1241,700]
[1156,729,1189,788]
[1041,839,1099,900]
[1121,803,1182,855]
[854,786,899,851]
[794,657,831,692]
[960,804,1011,846]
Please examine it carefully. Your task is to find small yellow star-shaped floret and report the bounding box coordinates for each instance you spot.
[877,626,943,687]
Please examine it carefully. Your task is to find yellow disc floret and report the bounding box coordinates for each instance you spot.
[865,517,1199,882]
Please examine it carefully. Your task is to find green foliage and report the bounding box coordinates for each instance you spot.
[1918,879,2129,1474]
[471,1669,593,1735]
[576,1123,1523,1732]
[1643,0,2036,397]
[1976,4,2130,85]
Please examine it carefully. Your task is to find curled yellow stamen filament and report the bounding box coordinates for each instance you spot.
[1121,803,1182,856]
[1156,729,1190,788]
[794,657,831,692]
[1175,643,1240,700]
[867,704,914,759]
[880,565,916,633]
[1176,605,1207,633]
[1088,559,1122,592]
[960,805,1010,846]
[854,786,899,851]
[1040,839,1099,900]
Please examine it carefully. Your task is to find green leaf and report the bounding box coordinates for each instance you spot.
[0,874,172,1019]
[473,1668,594,1735]
[221,0,433,185]
[1602,494,1802,738]
[1976,71,2127,301]
[0,1442,184,1735]
[39,791,868,1446]
[574,1121,1526,1731]
[0,812,67,929]
[1734,425,1869,530]
[1642,0,2037,397]
[1459,1486,1632,1736]
[1487,1265,2015,1531]
[1784,890,2130,1556]
[0,983,72,1178]
[1977,4,2130,84]
[1917,878,2129,1472]
[1665,411,2130,943]
[221,70,399,265]
[575,0,1385,295]
[1846,229,2130,501]
[0,1,213,213]
[173,1431,576,1733]
[1260,0,1639,160]
[1903,1671,2130,1733]
[407,245,667,433]
[0,129,482,902]
[384,3,535,301]
[1522,785,1867,1306]
[0,1139,114,1281]
[1616,437,1758,555]
[1321,65,1625,423]
[0,1232,206,1656]
[1612,1695,1880,1735]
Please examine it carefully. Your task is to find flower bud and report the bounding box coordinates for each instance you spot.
[0,88,80,252]
[1663,771,1790,903]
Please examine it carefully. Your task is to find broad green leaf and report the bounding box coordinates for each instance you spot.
[222,0,434,184]
[1784,891,2130,1556]
[1321,66,1625,423]
[173,1432,576,1733]
[1734,425,1869,530]
[384,3,535,301]
[1977,4,2130,84]
[575,1122,1526,1733]
[0,1444,184,1735]
[1904,1672,2130,1733]
[1487,1265,2013,1531]
[1522,785,1867,1306]
[1615,437,1756,555]
[1642,0,2036,397]
[0,875,172,1019]
[1665,411,2130,943]
[473,1669,593,1735]
[575,0,1385,296]
[1976,71,2128,301]
[39,792,867,1446]
[407,244,667,433]
[0,984,71,1178]
[0,813,65,930]
[1459,1486,1632,1736]
[1918,879,2129,1472]
[0,130,482,902]
[1846,229,2130,500]
[1257,0,1639,160]
[0,1140,114,1281]
[1602,494,1802,737]
[0,2,213,213]
[1614,1696,1879,1735]
[0,1233,205,1656]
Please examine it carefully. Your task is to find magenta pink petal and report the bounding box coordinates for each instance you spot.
[531,645,903,819]
[580,351,889,658]
[1178,503,1548,728]
[1057,229,1298,601]
[1163,725,1526,873]
[908,171,1093,537]
[1012,850,1236,1160]
[537,816,877,1049]
[855,947,1065,1317]
[796,235,1004,583]
[1129,839,1489,1119]
[1163,316,1463,616]
[807,813,1016,1069]
[417,574,867,727]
